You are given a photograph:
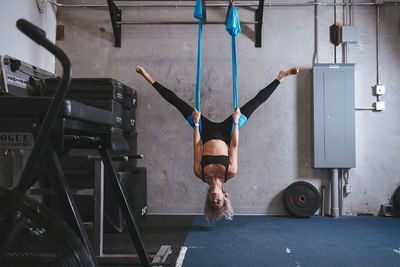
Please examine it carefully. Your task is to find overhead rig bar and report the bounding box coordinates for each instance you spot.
[53,0,399,47]
[117,20,258,24]
[107,0,264,47]
[105,0,264,47]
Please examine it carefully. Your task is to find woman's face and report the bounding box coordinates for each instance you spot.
[209,190,225,208]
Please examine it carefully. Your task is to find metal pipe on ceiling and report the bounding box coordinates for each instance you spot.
[48,0,381,9]
[118,20,257,24]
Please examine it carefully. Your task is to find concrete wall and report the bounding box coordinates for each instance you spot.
[55,0,400,216]
[0,0,57,72]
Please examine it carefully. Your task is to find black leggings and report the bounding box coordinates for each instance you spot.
[152,79,280,144]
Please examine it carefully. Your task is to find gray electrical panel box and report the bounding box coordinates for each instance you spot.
[313,64,356,168]
[341,26,358,44]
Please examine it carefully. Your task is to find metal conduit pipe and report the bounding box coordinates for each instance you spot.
[333,0,336,63]
[48,0,381,9]
[356,107,375,110]
[331,168,339,218]
[339,169,343,216]
[312,4,319,65]
[375,4,381,102]
[350,0,353,26]
[342,0,348,64]
[340,1,348,217]
[321,185,326,216]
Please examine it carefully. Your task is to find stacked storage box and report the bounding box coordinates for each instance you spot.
[43,78,136,136]
[43,78,146,232]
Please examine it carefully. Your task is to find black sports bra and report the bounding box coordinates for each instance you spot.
[201,155,230,183]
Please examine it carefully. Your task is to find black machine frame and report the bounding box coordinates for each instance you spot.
[106,0,265,48]
[0,19,159,267]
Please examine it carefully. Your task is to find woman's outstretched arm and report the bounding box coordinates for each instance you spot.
[192,109,203,179]
[228,108,241,179]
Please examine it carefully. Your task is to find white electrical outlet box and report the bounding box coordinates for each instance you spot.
[342,26,358,44]
[375,101,385,111]
[345,184,352,194]
[375,84,385,95]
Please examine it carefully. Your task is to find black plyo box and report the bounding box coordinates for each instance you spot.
[43,78,137,131]
[105,168,147,232]
[63,163,146,233]
[43,78,136,109]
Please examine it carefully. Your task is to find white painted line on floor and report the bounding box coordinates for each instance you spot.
[393,248,400,255]
[175,246,188,267]
[286,247,291,254]
[153,245,172,267]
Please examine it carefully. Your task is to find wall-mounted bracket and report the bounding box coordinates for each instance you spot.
[255,0,264,48]
[202,0,207,23]
[107,0,122,47]
[225,0,234,25]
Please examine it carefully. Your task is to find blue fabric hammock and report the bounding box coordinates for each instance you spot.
[225,6,247,132]
[187,0,247,135]
[186,0,204,134]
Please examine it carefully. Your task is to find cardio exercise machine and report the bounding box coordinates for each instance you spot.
[0,19,164,267]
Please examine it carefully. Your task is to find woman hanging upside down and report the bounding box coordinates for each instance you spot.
[136,66,298,222]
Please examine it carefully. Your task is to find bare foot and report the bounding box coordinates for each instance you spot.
[136,66,155,84]
[277,67,299,82]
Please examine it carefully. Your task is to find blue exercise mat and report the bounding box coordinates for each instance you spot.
[182,216,400,267]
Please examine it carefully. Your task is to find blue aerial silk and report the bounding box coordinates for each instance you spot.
[193,0,203,111]
[187,3,247,136]
[186,0,204,135]
[226,7,247,133]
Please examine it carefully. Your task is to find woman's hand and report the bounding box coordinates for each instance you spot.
[192,109,201,124]
[232,108,241,124]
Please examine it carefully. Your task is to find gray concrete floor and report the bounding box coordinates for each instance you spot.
[96,215,194,266]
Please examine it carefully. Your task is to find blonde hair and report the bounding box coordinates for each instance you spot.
[203,189,234,222]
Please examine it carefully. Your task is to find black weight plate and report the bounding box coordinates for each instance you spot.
[393,185,400,212]
[284,181,321,218]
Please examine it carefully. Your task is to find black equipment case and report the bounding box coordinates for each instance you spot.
[105,168,148,232]
[68,167,147,233]
[42,78,137,133]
